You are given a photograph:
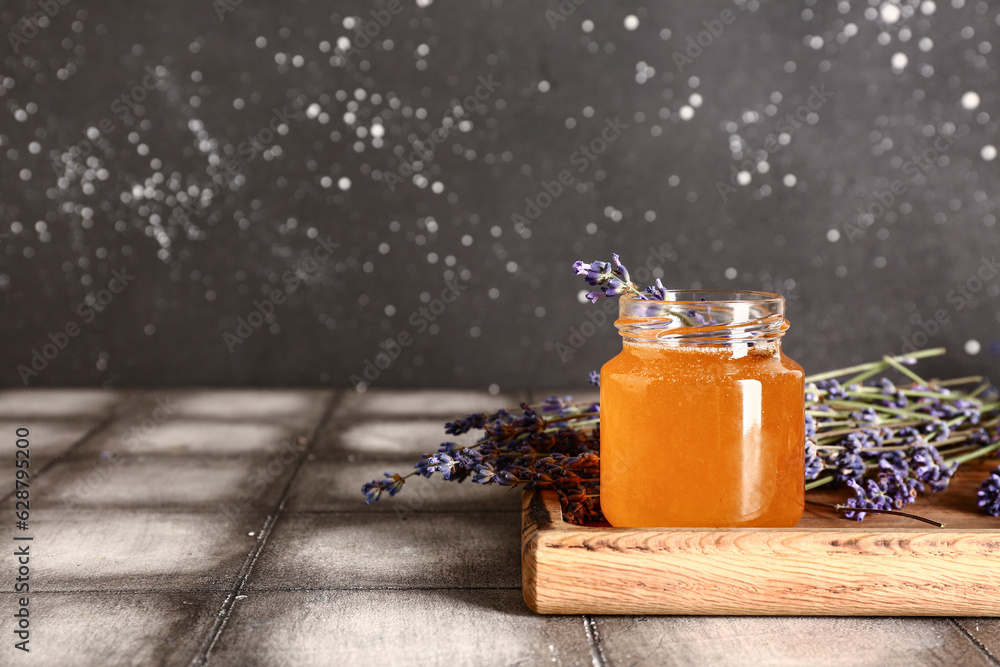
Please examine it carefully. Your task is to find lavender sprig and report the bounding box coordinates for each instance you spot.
[573,253,647,303]
[573,254,705,329]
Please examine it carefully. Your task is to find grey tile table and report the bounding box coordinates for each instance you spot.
[1,389,999,666]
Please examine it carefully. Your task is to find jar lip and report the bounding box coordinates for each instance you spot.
[622,290,784,305]
[617,290,788,344]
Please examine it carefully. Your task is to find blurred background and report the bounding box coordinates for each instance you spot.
[1,0,998,390]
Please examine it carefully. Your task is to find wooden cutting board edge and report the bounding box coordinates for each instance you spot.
[521,490,1000,616]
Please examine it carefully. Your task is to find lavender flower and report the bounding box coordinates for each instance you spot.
[878,471,921,509]
[572,254,648,302]
[588,370,600,387]
[610,253,630,283]
[804,438,823,480]
[831,440,866,482]
[804,413,817,438]
[542,395,572,413]
[456,447,484,468]
[842,477,896,520]
[423,452,459,479]
[815,379,848,400]
[573,260,612,286]
[877,450,909,478]
[909,444,956,493]
[362,473,405,504]
[978,467,1000,516]
[644,278,668,301]
[472,462,497,484]
[444,412,489,435]
[853,407,879,422]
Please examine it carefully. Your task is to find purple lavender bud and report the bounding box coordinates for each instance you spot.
[909,444,956,493]
[854,407,879,422]
[431,453,461,480]
[611,253,631,283]
[497,470,521,486]
[978,467,1000,516]
[804,438,823,480]
[584,261,612,286]
[879,471,920,508]
[816,379,848,400]
[877,451,909,478]
[456,448,484,468]
[542,395,570,413]
[472,462,497,484]
[361,473,405,503]
[832,441,866,482]
[842,478,894,521]
[603,277,627,297]
[644,278,668,301]
[971,428,991,446]
[444,412,488,435]
[588,370,600,387]
[414,455,436,478]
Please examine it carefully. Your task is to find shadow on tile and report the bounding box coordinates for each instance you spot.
[75,419,306,457]
[313,418,480,459]
[247,511,523,591]
[20,453,299,512]
[0,419,104,496]
[158,389,331,426]
[0,389,126,419]
[0,591,225,666]
[335,389,520,418]
[212,589,591,666]
[24,509,268,592]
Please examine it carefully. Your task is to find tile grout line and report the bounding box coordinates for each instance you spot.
[950,618,1000,667]
[22,585,524,595]
[583,615,611,667]
[541,389,613,667]
[0,392,138,505]
[12,507,523,515]
[191,391,341,667]
[542,391,613,667]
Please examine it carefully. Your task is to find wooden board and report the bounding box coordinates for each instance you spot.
[521,459,1000,615]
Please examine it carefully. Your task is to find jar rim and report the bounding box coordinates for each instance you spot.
[617,290,788,344]
[621,290,784,306]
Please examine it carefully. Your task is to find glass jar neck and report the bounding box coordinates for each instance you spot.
[614,290,788,348]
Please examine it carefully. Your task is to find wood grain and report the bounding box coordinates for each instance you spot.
[522,459,1000,615]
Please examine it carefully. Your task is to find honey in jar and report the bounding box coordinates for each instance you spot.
[599,291,805,528]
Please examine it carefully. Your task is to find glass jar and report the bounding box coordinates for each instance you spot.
[599,291,805,528]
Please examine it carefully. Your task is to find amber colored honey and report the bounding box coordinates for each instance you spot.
[599,341,805,528]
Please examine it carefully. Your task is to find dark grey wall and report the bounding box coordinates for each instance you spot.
[2,0,1000,390]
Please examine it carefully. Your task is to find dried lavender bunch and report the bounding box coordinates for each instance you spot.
[363,349,1000,525]
[362,397,602,524]
[803,348,1000,521]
